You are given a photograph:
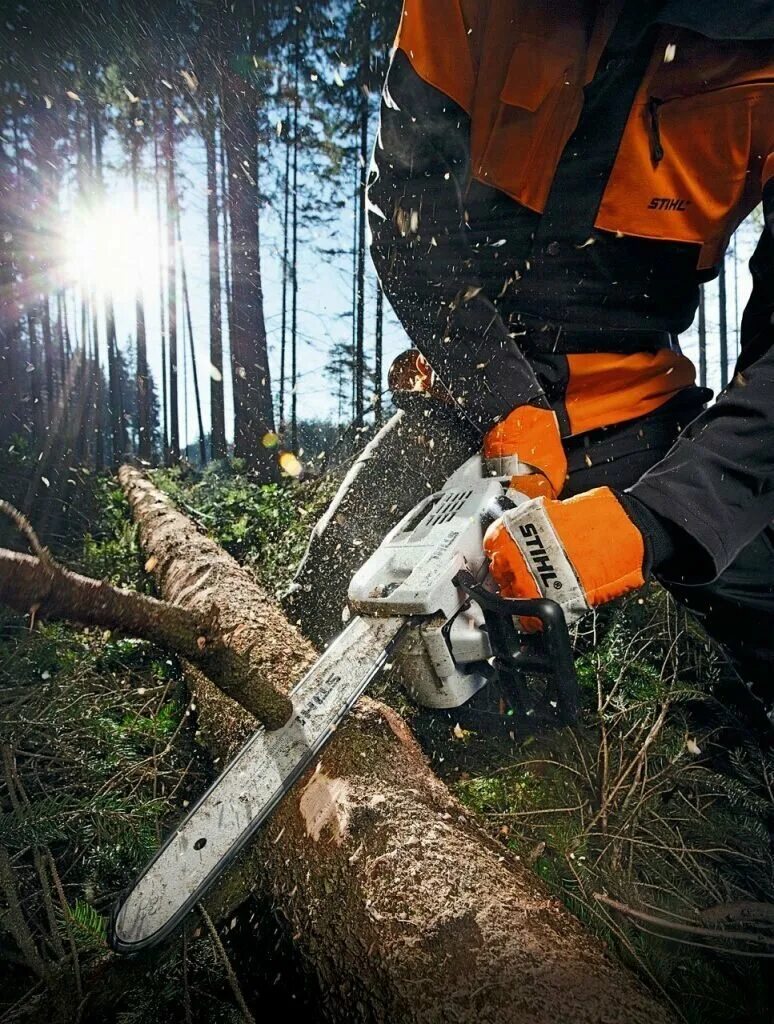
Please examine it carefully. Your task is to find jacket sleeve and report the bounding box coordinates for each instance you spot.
[367,0,549,433]
[629,177,774,583]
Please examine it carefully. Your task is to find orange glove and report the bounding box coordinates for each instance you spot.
[483,405,567,500]
[483,487,647,625]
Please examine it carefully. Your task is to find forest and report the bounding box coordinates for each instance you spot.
[1,1,773,1023]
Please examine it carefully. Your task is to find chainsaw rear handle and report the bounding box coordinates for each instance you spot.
[453,568,579,724]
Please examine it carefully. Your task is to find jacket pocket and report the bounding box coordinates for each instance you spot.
[473,40,580,212]
[596,85,757,269]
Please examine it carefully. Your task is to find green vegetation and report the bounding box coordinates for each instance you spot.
[152,461,339,595]
[0,473,269,1022]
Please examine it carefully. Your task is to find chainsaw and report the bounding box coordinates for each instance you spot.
[109,455,578,954]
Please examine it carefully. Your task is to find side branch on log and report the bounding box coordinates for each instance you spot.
[0,492,293,728]
[119,464,302,726]
[0,548,211,659]
[119,464,679,1024]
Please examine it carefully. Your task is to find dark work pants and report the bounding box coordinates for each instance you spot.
[286,397,774,715]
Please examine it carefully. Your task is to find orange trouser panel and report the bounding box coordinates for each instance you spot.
[563,350,696,437]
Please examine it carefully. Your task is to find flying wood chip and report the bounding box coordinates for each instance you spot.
[279,451,302,477]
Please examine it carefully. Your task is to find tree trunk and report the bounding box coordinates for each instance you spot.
[374,283,383,424]
[205,93,226,460]
[164,92,180,463]
[0,488,293,728]
[279,97,291,433]
[132,111,151,462]
[718,255,728,388]
[92,106,127,464]
[354,50,369,426]
[153,129,169,463]
[290,27,300,450]
[0,135,21,445]
[178,215,207,466]
[117,467,678,1024]
[221,77,275,476]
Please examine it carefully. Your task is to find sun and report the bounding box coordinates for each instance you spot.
[61,191,160,300]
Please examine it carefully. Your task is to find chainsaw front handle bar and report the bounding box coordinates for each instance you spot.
[453,568,579,724]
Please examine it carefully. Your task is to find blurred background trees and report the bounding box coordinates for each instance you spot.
[0,0,400,493]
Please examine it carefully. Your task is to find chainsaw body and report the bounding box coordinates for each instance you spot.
[348,456,577,718]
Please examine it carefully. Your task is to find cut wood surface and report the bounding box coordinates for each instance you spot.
[120,464,679,1024]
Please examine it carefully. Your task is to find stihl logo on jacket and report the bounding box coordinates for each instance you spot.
[518,522,558,587]
[648,197,692,211]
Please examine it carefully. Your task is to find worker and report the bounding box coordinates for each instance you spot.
[289,0,773,725]
[364,0,774,726]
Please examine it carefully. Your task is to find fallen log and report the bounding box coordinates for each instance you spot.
[119,465,678,1024]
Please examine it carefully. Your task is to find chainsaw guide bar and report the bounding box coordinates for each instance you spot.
[110,614,405,954]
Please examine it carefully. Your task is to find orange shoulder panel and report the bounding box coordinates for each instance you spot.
[393,0,478,114]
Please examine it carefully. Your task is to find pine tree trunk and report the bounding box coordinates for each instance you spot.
[0,136,21,444]
[290,28,300,450]
[221,76,275,476]
[132,113,151,462]
[205,93,226,460]
[164,92,180,463]
[92,105,127,464]
[178,215,207,466]
[153,130,169,463]
[375,283,383,424]
[116,466,678,1024]
[718,256,728,388]
[279,97,291,433]
[354,53,369,426]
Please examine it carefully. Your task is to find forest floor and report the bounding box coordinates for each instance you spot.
[1,455,773,1023]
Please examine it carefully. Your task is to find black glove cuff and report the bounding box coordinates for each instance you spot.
[615,492,680,577]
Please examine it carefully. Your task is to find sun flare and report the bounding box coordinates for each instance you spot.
[62,192,160,299]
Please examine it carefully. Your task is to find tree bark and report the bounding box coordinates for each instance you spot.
[0,489,292,729]
[131,109,151,462]
[92,104,127,464]
[204,92,226,460]
[118,467,678,1024]
[164,92,180,464]
[0,548,209,657]
[221,75,275,475]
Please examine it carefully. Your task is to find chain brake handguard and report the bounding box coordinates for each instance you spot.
[453,568,579,726]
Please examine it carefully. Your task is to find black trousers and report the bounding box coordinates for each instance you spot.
[286,397,774,717]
